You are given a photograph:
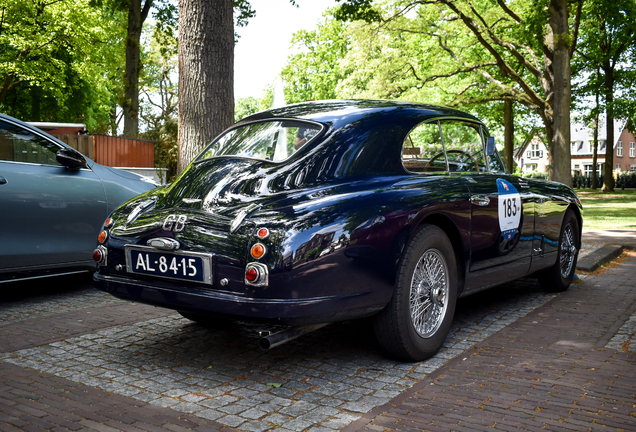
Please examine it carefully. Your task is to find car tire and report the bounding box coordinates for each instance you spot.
[538,209,579,293]
[373,224,457,362]
[178,311,231,328]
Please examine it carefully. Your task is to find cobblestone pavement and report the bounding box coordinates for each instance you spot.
[1,277,555,431]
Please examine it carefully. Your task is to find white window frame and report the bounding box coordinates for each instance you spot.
[617,141,623,157]
[630,142,635,158]
[527,143,543,159]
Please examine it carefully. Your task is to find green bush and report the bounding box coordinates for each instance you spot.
[523,171,547,179]
[572,172,604,189]
[616,171,636,189]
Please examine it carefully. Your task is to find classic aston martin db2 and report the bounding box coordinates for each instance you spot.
[93,100,582,361]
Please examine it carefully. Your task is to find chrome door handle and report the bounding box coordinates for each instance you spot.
[470,195,490,206]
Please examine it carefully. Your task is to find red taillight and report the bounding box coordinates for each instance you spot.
[245,267,259,282]
[257,228,270,239]
[98,230,108,244]
[93,249,103,262]
[93,246,107,265]
[245,262,268,286]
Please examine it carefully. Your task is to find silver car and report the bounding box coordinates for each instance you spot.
[0,113,158,283]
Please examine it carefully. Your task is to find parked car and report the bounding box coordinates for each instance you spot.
[0,113,158,283]
[93,100,582,361]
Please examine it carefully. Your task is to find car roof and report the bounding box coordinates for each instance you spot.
[234,100,485,180]
[239,99,480,127]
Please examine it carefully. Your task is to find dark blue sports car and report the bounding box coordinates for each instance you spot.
[93,100,582,361]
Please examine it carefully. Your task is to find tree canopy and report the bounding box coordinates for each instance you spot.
[280,0,584,185]
[0,0,125,131]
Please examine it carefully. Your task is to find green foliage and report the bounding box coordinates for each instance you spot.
[524,171,548,179]
[285,1,547,138]
[235,97,260,122]
[281,12,350,104]
[572,172,604,188]
[234,86,275,122]
[0,0,125,130]
[333,0,381,22]
[616,171,636,189]
[572,0,636,118]
[138,22,178,181]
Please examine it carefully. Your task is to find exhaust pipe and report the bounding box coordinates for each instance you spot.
[258,323,328,350]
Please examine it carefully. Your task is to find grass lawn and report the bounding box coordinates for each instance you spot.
[574,189,636,230]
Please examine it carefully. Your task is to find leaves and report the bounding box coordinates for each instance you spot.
[0,0,125,129]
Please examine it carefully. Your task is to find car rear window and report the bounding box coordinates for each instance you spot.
[197,120,322,163]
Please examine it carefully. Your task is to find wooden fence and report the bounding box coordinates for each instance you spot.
[92,135,154,168]
[53,134,94,160]
[52,134,154,168]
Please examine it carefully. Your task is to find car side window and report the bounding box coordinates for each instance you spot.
[0,120,62,165]
[401,121,446,173]
[439,120,486,173]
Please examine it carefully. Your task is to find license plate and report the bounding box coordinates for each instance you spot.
[125,246,213,284]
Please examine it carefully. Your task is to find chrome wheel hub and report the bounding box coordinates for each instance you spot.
[559,223,577,278]
[409,248,449,338]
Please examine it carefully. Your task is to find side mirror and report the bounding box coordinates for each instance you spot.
[56,148,87,170]
[486,137,496,156]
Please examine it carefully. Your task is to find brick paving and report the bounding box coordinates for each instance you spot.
[345,254,636,432]
[0,234,635,431]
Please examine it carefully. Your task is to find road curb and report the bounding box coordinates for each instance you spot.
[577,244,625,272]
[576,243,636,272]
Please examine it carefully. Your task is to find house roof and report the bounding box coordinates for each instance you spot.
[570,118,627,155]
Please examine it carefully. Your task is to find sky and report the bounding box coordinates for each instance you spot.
[233,0,338,100]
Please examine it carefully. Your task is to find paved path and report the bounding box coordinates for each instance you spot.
[345,253,636,432]
[1,232,635,431]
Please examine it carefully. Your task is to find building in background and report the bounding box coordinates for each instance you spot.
[514,120,635,177]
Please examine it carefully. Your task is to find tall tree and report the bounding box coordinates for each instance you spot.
[574,0,636,192]
[178,0,235,172]
[122,0,153,138]
[335,0,582,185]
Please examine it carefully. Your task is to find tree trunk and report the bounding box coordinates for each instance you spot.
[178,0,235,172]
[504,100,514,173]
[547,0,572,187]
[601,67,615,192]
[591,113,598,189]
[122,0,153,138]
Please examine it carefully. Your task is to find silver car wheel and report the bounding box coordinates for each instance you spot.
[559,222,577,278]
[410,248,449,338]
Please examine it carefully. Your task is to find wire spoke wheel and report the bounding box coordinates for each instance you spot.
[539,209,579,293]
[374,224,457,361]
[409,249,449,338]
[559,222,576,278]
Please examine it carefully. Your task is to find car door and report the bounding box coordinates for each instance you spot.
[0,119,107,271]
[437,120,534,292]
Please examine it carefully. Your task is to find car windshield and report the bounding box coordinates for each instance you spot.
[196,120,322,163]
